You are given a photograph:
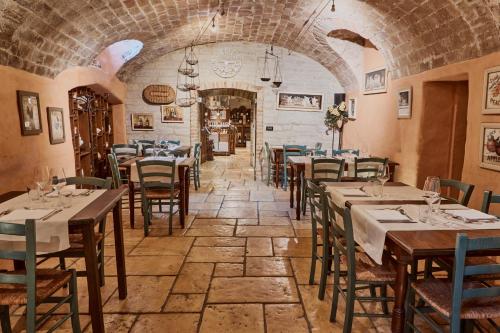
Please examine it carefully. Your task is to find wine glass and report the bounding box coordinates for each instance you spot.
[49,167,67,194]
[377,164,390,197]
[34,166,49,201]
[423,176,441,217]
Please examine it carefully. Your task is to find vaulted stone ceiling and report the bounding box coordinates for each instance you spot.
[0,0,498,91]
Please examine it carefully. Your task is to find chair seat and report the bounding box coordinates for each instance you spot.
[412,278,500,319]
[354,253,397,282]
[145,188,180,200]
[0,269,72,305]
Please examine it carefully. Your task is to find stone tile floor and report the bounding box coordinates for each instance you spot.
[3,149,493,332]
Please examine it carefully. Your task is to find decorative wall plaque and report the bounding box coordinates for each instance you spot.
[142,85,176,105]
[212,48,243,78]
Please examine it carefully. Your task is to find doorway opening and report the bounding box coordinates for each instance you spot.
[418,79,469,199]
[198,88,257,167]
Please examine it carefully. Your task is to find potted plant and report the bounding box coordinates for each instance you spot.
[325,101,349,150]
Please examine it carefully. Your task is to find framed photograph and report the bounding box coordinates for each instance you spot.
[397,88,412,119]
[479,123,500,171]
[277,92,323,112]
[131,113,154,131]
[47,107,65,144]
[364,67,387,94]
[160,105,183,123]
[483,66,500,114]
[17,90,42,135]
[348,98,357,119]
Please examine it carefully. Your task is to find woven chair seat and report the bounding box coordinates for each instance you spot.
[144,189,180,200]
[354,253,397,282]
[412,278,500,319]
[0,269,72,305]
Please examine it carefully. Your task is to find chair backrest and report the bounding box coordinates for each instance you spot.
[194,143,201,160]
[333,149,360,156]
[306,180,329,242]
[481,191,500,216]
[314,142,322,150]
[450,233,500,330]
[312,157,345,182]
[168,140,181,145]
[283,145,307,160]
[440,179,475,206]
[141,143,154,156]
[0,220,37,289]
[136,159,177,192]
[112,144,139,158]
[354,157,388,180]
[264,142,275,163]
[135,139,155,145]
[108,153,122,189]
[65,176,112,189]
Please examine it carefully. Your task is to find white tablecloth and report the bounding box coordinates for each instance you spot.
[0,189,105,254]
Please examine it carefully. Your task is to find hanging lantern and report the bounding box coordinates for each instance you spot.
[272,58,283,88]
[260,52,271,82]
[176,46,200,108]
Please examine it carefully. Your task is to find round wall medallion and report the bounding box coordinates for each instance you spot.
[212,48,243,78]
[142,85,176,105]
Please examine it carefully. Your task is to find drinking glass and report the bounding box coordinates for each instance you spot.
[49,168,67,207]
[34,166,49,201]
[377,165,390,197]
[423,176,441,217]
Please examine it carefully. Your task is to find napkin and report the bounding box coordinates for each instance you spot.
[45,191,59,198]
[444,210,497,221]
[367,209,410,222]
[0,208,55,221]
[337,188,369,197]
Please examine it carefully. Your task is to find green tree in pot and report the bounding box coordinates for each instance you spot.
[325,101,349,150]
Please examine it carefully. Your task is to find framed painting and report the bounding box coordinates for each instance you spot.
[277,92,323,112]
[364,67,387,94]
[161,105,183,123]
[397,88,412,119]
[483,65,500,114]
[348,98,357,120]
[479,123,500,171]
[47,107,65,144]
[17,90,42,135]
[131,113,154,131]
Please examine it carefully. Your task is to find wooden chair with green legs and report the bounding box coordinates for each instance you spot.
[40,176,112,287]
[328,205,396,333]
[282,144,307,190]
[264,142,278,186]
[440,178,475,206]
[0,220,81,333]
[191,143,201,190]
[137,159,181,236]
[354,157,388,181]
[482,190,500,216]
[108,153,123,189]
[405,233,500,333]
[301,157,345,216]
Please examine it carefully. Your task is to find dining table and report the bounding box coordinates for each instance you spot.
[144,145,192,157]
[324,181,500,333]
[287,155,399,220]
[0,186,128,333]
[118,156,194,229]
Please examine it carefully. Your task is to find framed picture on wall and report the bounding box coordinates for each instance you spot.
[47,107,65,144]
[131,113,154,131]
[483,66,500,114]
[364,67,387,95]
[276,92,323,112]
[17,90,42,135]
[161,105,183,123]
[348,98,357,119]
[397,88,412,119]
[479,123,500,171]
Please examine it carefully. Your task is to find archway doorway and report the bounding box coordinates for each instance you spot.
[198,88,257,175]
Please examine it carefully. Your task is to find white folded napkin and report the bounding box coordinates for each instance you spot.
[45,191,59,198]
[367,209,410,221]
[444,209,497,221]
[0,208,55,221]
[337,188,369,196]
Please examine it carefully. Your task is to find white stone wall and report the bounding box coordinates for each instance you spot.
[125,42,344,150]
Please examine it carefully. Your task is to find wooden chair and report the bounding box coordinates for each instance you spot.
[137,159,181,236]
[440,179,475,206]
[482,190,500,216]
[112,144,139,160]
[282,145,307,190]
[135,139,155,146]
[406,233,500,333]
[141,143,154,156]
[333,149,359,156]
[191,143,201,190]
[354,157,388,181]
[301,158,345,215]
[0,220,81,333]
[329,205,396,332]
[40,177,111,287]
[108,153,123,189]
[264,142,279,187]
[167,140,181,145]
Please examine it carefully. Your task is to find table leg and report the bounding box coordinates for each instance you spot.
[290,164,295,208]
[185,166,190,215]
[295,167,302,221]
[179,166,186,228]
[128,177,135,229]
[392,258,410,333]
[113,200,127,299]
[83,223,104,333]
[275,155,280,188]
